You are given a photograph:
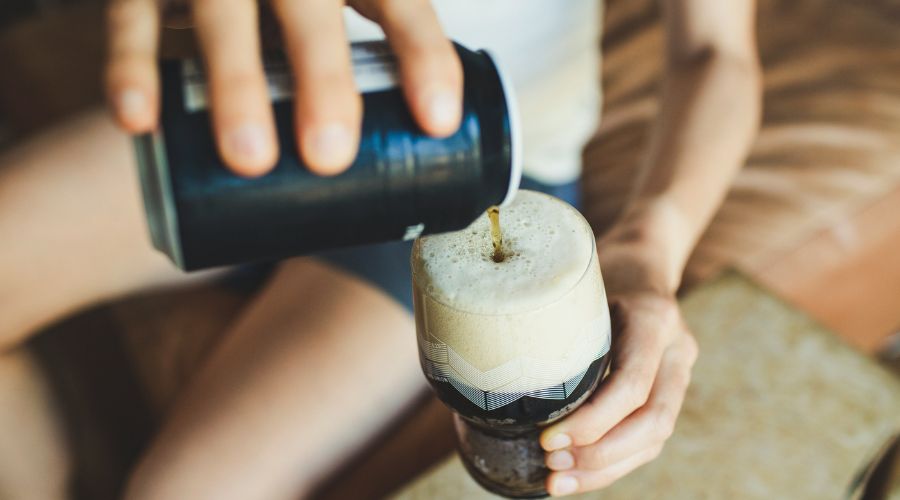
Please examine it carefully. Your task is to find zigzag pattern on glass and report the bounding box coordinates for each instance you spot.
[420,320,611,411]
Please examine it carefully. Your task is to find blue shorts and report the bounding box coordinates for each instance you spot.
[316,177,581,311]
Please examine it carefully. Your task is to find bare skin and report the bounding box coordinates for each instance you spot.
[125,258,422,500]
[0,0,761,498]
[540,0,761,495]
[0,113,423,499]
[0,348,70,500]
[105,0,463,175]
[0,112,202,348]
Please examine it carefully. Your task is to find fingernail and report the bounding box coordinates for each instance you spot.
[552,475,578,496]
[547,450,574,471]
[546,433,572,451]
[309,123,354,171]
[118,89,146,122]
[425,88,460,132]
[225,123,268,161]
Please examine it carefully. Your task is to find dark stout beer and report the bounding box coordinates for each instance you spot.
[426,356,609,427]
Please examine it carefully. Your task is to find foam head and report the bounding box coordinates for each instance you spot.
[412,190,611,396]
[412,190,596,315]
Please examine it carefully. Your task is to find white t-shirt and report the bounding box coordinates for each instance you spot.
[344,1,602,185]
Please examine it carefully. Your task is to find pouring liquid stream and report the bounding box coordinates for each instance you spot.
[487,206,505,263]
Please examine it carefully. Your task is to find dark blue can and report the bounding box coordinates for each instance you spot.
[134,41,521,271]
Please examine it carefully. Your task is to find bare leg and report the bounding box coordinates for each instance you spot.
[0,110,219,498]
[125,257,423,500]
[0,348,70,500]
[0,110,217,349]
[0,110,423,499]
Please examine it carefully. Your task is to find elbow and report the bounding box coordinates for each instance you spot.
[725,49,763,134]
[677,44,762,91]
[673,45,763,127]
[716,47,763,117]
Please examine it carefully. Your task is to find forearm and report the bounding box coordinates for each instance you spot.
[610,49,762,291]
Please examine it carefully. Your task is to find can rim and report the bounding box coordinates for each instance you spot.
[481,49,522,208]
[134,131,185,269]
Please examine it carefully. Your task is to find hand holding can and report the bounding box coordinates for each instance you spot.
[105,0,464,175]
[134,41,521,270]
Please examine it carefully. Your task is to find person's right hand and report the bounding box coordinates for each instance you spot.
[104,0,463,177]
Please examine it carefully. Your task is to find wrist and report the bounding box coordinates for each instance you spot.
[598,196,695,294]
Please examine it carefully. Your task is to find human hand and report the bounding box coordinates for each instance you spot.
[539,234,699,496]
[104,0,463,176]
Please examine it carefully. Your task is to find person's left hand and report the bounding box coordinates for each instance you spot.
[538,234,699,496]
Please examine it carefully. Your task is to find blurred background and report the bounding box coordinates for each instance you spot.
[1,0,899,498]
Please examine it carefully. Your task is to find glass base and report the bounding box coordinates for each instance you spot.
[453,414,549,499]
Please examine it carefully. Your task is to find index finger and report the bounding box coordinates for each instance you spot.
[560,332,697,472]
[541,305,675,450]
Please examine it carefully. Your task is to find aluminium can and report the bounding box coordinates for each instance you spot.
[134,40,521,271]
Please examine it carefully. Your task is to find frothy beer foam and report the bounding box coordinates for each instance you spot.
[413,190,595,315]
[412,190,610,392]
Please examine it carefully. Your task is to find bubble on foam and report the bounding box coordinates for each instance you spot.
[412,190,595,315]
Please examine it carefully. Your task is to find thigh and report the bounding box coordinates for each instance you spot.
[0,347,70,500]
[0,110,219,347]
[126,257,422,500]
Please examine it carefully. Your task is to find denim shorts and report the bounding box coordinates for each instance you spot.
[316,177,581,311]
